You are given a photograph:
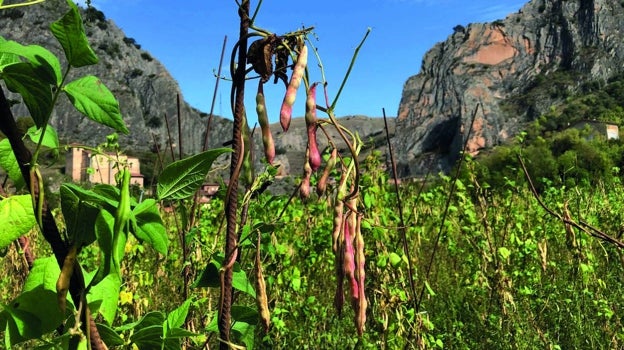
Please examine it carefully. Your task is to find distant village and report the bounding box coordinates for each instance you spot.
[65,148,219,203]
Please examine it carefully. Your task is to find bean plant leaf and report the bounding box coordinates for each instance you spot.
[166,298,192,330]
[93,210,115,284]
[27,125,59,150]
[64,183,118,212]
[165,327,197,339]
[0,194,35,250]
[130,325,175,349]
[64,75,128,134]
[86,272,121,325]
[192,255,256,297]
[0,304,42,346]
[0,139,24,189]
[0,257,67,344]
[50,0,98,68]
[131,199,168,254]
[96,323,125,346]
[0,37,20,68]
[0,39,61,85]
[2,62,53,128]
[232,319,256,350]
[157,148,232,200]
[60,184,100,246]
[23,256,61,293]
[116,311,165,332]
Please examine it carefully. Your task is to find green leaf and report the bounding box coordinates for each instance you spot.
[498,246,511,260]
[63,183,118,212]
[3,62,53,128]
[157,148,232,200]
[93,210,115,284]
[130,325,165,348]
[232,322,256,350]
[1,304,42,346]
[17,257,67,334]
[116,311,165,332]
[165,328,198,339]
[192,255,256,297]
[424,280,436,297]
[87,272,121,325]
[10,286,64,335]
[96,323,125,346]
[0,194,35,250]
[50,0,98,67]
[0,37,20,69]
[63,75,128,134]
[60,184,100,246]
[166,298,191,330]
[231,305,258,324]
[27,124,59,150]
[131,199,168,254]
[23,256,60,293]
[0,139,24,189]
[0,39,61,85]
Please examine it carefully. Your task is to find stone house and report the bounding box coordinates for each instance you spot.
[569,120,619,140]
[66,148,144,187]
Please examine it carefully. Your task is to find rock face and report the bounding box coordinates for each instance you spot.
[0,1,232,155]
[395,0,624,177]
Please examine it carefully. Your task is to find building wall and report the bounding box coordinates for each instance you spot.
[66,149,144,187]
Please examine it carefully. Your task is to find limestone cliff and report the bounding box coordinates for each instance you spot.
[396,0,624,177]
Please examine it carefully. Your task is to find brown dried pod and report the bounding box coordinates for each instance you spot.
[255,235,271,332]
[354,214,367,335]
[300,149,312,199]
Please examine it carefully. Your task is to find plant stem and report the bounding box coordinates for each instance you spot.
[219,1,250,348]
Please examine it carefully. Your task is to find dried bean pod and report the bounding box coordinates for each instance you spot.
[305,83,321,171]
[280,44,308,132]
[317,148,337,196]
[256,82,275,164]
[300,149,312,199]
[343,217,358,303]
[334,233,345,316]
[255,235,270,332]
[332,197,344,254]
[354,214,367,335]
[56,244,78,315]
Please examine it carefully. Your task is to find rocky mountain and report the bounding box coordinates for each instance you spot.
[0,1,232,156]
[395,0,624,177]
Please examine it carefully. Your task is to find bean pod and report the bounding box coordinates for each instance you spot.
[280,44,308,132]
[300,149,312,199]
[255,235,271,332]
[317,148,337,196]
[354,214,367,335]
[305,82,321,171]
[256,82,275,164]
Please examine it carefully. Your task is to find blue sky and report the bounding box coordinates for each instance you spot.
[78,0,525,122]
